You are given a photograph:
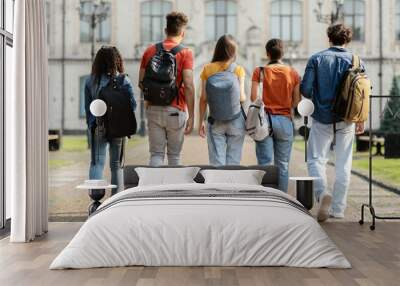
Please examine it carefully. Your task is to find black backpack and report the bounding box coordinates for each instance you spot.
[99,75,137,140]
[142,42,184,106]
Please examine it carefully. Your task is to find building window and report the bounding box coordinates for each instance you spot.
[270,0,302,43]
[79,75,90,118]
[205,0,237,41]
[5,0,14,33]
[141,0,172,44]
[343,0,365,41]
[396,0,400,41]
[80,1,111,43]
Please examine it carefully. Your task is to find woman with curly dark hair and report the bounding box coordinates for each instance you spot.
[84,46,136,194]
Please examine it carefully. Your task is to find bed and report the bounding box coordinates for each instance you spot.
[50,165,350,269]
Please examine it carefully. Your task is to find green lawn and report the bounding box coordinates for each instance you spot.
[58,135,143,152]
[353,152,400,187]
[62,135,89,152]
[293,137,400,187]
[49,135,144,170]
[48,159,75,169]
[293,137,306,151]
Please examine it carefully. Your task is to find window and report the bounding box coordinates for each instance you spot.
[396,0,400,41]
[343,0,365,41]
[79,75,90,118]
[205,0,237,41]
[141,0,172,44]
[5,0,13,33]
[80,1,111,43]
[1,0,14,230]
[270,0,302,43]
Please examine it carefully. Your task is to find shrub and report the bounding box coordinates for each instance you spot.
[380,77,400,134]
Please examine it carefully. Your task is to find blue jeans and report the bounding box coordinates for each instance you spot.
[307,120,355,216]
[255,115,294,193]
[207,115,246,166]
[89,131,125,195]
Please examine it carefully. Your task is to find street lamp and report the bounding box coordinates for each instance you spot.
[287,42,298,66]
[79,0,110,62]
[314,0,345,24]
[138,91,146,137]
[79,0,110,147]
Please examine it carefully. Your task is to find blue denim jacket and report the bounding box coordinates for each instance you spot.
[84,74,136,129]
[300,47,365,124]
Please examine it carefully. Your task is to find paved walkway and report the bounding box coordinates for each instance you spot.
[49,135,400,222]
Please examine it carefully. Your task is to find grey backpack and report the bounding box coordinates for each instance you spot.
[245,67,273,141]
[206,63,241,121]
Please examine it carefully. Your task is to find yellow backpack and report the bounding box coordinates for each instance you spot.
[333,55,371,122]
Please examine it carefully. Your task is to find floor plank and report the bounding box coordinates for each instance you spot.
[0,222,399,286]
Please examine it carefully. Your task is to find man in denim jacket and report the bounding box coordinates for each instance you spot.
[300,24,365,222]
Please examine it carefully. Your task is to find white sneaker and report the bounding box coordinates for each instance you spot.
[329,212,345,219]
[317,193,332,222]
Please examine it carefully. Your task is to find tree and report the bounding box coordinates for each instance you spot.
[380,77,400,134]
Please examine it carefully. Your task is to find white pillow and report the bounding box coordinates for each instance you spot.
[135,167,200,186]
[200,169,266,185]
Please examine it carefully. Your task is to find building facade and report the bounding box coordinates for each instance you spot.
[47,0,400,132]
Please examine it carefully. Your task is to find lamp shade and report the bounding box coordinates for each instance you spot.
[89,99,107,117]
[298,98,315,117]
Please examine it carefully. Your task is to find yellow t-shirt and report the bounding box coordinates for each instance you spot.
[200,62,245,81]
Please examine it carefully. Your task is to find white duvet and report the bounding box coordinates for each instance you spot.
[50,183,351,269]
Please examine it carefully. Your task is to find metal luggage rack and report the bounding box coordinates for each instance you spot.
[359,95,400,230]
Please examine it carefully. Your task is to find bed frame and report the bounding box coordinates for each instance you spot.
[124,165,279,190]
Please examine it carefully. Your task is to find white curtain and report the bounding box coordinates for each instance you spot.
[8,0,49,242]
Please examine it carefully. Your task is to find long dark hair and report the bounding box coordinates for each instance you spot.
[211,34,237,63]
[91,46,125,81]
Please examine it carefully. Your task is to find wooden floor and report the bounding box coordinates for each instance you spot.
[0,222,399,286]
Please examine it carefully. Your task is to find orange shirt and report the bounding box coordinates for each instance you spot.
[140,39,194,111]
[252,64,300,116]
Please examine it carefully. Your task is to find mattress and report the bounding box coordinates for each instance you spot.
[50,183,351,269]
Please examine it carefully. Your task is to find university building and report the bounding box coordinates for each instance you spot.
[46,0,400,133]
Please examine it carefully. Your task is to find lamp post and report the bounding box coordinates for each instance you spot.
[79,0,110,147]
[138,91,146,137]
[287,42,298,67]
[298,99,315,163]
[79,0,110,62]
[88,99,107,207]
[314,0,345,24]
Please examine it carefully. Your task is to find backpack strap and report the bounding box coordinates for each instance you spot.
[352,54,361,69]
[257,66,265,100]
[259,66,265,83]
[226,62,237,73]
[115,73,126,87]
[170,44,185,105]
[170,44,185,55]
[258,66,273,136]
[155,42,164,53]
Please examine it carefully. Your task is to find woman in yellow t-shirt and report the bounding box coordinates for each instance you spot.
[198,35,247,166]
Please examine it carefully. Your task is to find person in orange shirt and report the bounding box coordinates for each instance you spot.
[138,12,195,166]
[251,39,301,192]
